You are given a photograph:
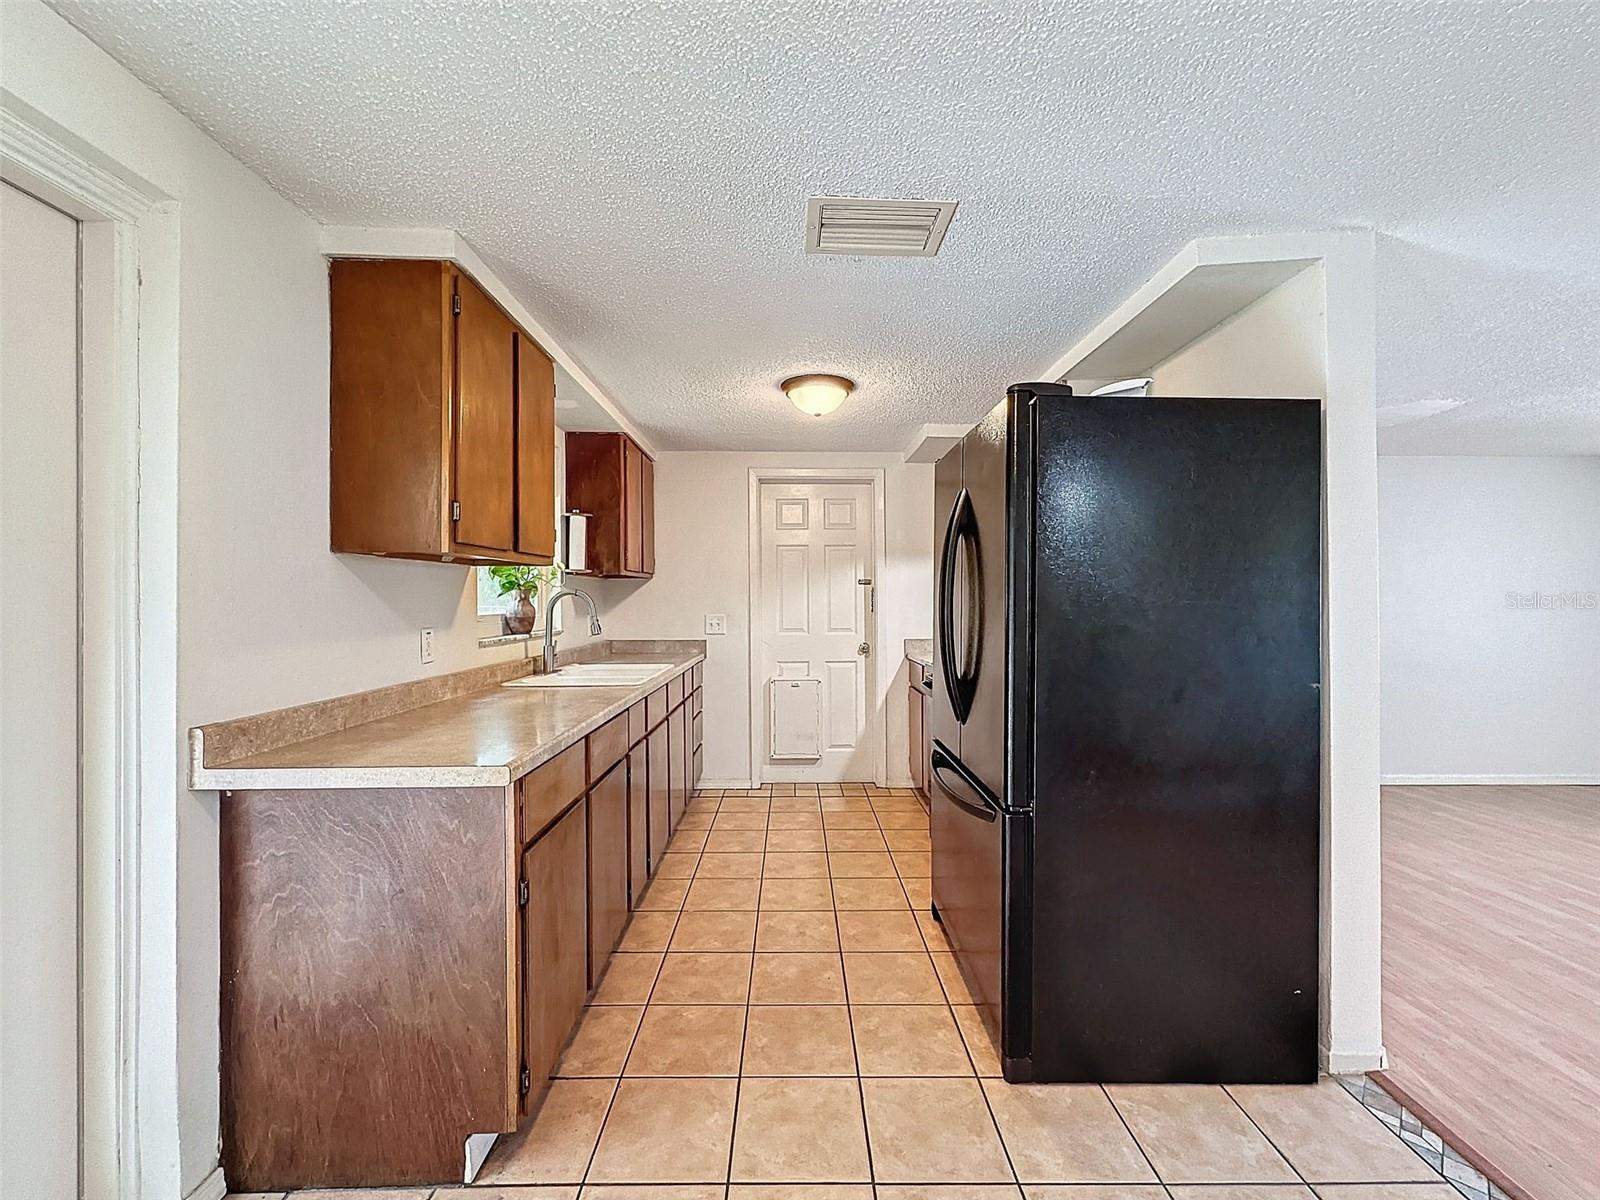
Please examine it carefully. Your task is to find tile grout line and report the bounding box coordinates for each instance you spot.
[720,787,763,1192]
[1100,1082,1169,1194]
[827,792,879,1189]
[1219,1082,1312,1189]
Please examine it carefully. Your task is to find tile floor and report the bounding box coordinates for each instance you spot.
[235,784,1472,1200]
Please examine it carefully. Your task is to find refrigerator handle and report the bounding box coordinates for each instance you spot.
[931,743,999,822]
[937,488,968,721]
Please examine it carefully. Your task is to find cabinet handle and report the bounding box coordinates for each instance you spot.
[518,878,529,908]
[519,1065,531,1095]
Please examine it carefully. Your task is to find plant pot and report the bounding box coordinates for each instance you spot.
[505,591,537,635]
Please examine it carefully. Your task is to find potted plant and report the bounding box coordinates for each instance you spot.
[487,562,563,635]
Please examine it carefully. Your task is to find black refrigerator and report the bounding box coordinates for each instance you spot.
[930,383,1322,1084]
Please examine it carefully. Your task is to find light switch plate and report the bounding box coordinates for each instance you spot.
[705,613,727,635]
[420,627,436,664]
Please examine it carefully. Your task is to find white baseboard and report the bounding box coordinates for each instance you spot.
[1383,773,1600,786]
[700,777,753,789]
[182,1167,226,1200]
[1321,1043,1387,1075]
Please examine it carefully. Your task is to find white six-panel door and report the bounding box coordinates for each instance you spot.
[757,480,876,781]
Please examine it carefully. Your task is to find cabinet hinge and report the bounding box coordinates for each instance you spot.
[452,292,462,316]
[518,877,529,908]
[519,1064,531,1095]
[451,500,461,522]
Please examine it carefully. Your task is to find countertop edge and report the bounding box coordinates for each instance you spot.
[192,652,705,793]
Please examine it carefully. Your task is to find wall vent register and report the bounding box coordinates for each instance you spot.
[804,196,958,257]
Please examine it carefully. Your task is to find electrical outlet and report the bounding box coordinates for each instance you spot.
[420,627,436,664]
[705,613,727,635]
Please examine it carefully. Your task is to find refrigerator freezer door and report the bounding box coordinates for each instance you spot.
[929,740,1004,1036]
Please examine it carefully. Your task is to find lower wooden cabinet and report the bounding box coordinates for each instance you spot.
[667,705,687,826]
[646,722,670,864]
[519,800,587,1115]
[585,760,629,986]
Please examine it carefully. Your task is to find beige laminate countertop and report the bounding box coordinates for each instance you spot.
[190,649,704,792]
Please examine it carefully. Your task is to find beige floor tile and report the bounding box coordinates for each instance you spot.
[929,951,977,1004]
[668,828,709,851]
[766,829,827,852]
[705,830,766,853]
[478,1078,615,1184]
[770,797,823,813]
[713,812,768,831]
[669,910,757,952]
[916,909,949,947]
[742,1004,857,1075]
[891,851,932,878]
[1022,1188,1168,1200]
[625,1004,745,1076]
[684,876,760,911]
[883,829,932,851]
[286,1191,431,1199]
[863,1078,1013,1182]
[650,951,753,1004]
[759,876,836,910]
[983,1081,1156,1183]
[852,1004,972,1075]
[766,813,824,831]
[826,828,889,851]
[730,1184,874,1199]
[901,877,932,908]
[750,952,848,1004]
[616,911,677,952]
[837,909,925,951]
[843,952,945,1003]
[877,812,929,829]
[1106,1085,1297,1184]
[230,1192,291,1200]
[555,1006,642,1077]
[756,910,841,952]
[655,853,701,879]
[952,1006,1002,1077]
[1308,1187,1463,1200]
[694,851,764,879]
[582,1188,723,1200]
[877,1188,1024,1200]
[587,1078,738,1183]
[676,813,715,831]
[832,877,910,910]
[732,1076,871,1182]
[829,851,897,878]
[591,953,663,1004]
[1227,1081,1444,1183]
[822,810,879,828]
[763,851,830,878]
[821,801,875,815]
[637,876,691,911]
[1165,1186,1317,1200]
[436,1186,581,1199]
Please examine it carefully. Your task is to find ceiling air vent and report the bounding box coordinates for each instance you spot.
[804,196,958,257]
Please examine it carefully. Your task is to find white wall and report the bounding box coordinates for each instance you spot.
[587,452,935,787]
[2,5,528,1194]
[1151,264,1326,397]
[1379,456,1600,782]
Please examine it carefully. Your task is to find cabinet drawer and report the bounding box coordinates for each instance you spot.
[645,685,667,731]
[626,700,646,747]
[691,687,703,718]
[520,742,585,841]
[588,714,629,783]
[667,672,686,709]
[692,709,703,750]
[692,662,703,690]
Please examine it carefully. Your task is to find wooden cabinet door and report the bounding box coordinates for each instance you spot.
[908,685,925,795]
[667,705,687,828]
[627,748,649,899]
[622,438,645,574]
[520,801,586,1111]
[586,762,629,986]
[516,335,556,560]
[640,454,656,575]
[452,274,516,552]
[646,724,670,863]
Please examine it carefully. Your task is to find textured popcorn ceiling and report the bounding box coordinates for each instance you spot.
[47,0,1600,453]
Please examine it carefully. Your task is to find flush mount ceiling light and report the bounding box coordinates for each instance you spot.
[782,373,855,417]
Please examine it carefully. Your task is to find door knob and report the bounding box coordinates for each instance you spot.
[858,642,871,656]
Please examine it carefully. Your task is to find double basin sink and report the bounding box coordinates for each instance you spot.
[502,662,675,689]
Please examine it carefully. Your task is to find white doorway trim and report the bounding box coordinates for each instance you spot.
[2,102,181,1200]
[747,467,888,788]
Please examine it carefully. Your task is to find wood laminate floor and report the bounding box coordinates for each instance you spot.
[1379,784,1600,1200]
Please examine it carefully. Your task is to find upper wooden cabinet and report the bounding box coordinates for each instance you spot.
[329,258,556,565]
[565,431,655,578]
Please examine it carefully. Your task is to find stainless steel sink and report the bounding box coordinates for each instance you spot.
[502,662,674,689]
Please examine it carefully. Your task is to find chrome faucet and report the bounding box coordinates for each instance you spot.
[542,588,603,674]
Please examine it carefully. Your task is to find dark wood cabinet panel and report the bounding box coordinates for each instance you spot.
[515,335,556,560]
[587,714,628,784]
[521,801,587,1110]
[452,274,517,553]
[908,683,925,797]
[328,257,553,566]
[564,431,655,578]
[627,748,649,900]
[646,723,670,860]
[586,762,629,986]
[520,741,585,843]
[667,704,688,828]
